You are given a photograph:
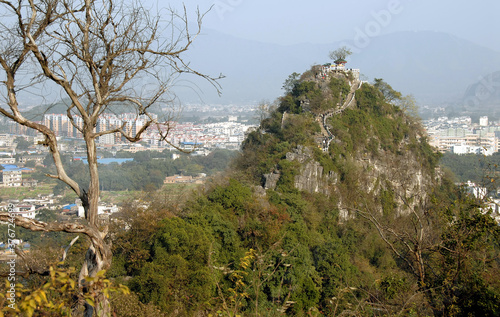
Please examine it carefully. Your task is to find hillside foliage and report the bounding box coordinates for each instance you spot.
[3,69,499,316]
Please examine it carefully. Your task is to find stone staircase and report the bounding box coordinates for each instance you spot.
[317,80,363,152]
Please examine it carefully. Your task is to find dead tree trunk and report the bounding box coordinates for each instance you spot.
[0,0,221,315]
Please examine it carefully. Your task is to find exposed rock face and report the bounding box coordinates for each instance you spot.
[286,146,332,195]
[263,145,336,195]
[285,145,312,163]
[356,147,439,215]
[294,160,330,195]
[264,171,280,190]
[264,142,438,221]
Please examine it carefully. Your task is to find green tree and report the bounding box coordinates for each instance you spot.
[353,187,500,316]
[373,78,402,103]
[282,72,301,94]
[329,46,353,64]
[426,195,500,316]
[35,209,58,222]
[208,178,253,213]
[130,217,214,314]
[14,136,32,151]
[24,160,36,168]
[398,94,419,118]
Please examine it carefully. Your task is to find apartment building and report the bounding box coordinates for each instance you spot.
[2,170,22,187]
[426,116,500,154]
[1,164,33,187]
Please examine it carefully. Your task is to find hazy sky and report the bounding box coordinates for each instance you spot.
[165,0,500,51]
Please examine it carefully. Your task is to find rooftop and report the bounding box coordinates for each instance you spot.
[1,164,32,172]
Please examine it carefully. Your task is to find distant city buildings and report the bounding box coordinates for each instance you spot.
[42,113,153,143]
[480,116,489,127]
[4,110,499,155]
[424,116,500,155]
[38,113,256,150]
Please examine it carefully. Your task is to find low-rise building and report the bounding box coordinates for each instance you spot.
[2,170,22,187]
[463,181,488,200]
[451,144,495,156]
[11,204,37,219]
[0,134,15,147]
[18,154,45,165]
[164,174,205,184]
[1,164,34,187]
[164,175,193,184]
[0,157,15,164]
[77,204,119,218]
[22,179,38,187]
[487,200,500,224]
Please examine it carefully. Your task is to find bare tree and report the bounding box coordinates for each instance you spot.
[0,0,221,315]
[351,198,435,288]
[255,99,274,123]
[328,46,352,64]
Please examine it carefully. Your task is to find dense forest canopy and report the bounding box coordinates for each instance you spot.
[440,152,500,184]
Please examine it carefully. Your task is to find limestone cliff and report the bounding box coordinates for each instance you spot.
[264,145,335,195]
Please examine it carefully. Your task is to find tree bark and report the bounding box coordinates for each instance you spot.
[79,237,112,317]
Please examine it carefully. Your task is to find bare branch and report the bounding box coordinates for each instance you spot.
[62,235,80,262]
[0,213,96,237]
[351,207,417,274]
[0,248,51,278]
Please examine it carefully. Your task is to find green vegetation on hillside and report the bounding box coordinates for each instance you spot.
[104,70,500,315]
[440,152,500,186]
[107,179,499,316]
[3,68,499,316]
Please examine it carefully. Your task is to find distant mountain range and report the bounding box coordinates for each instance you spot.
[461,70,500,118]
[23,30,500,115]
[175,30,500,108]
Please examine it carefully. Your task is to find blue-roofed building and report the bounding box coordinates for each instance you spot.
[62,203,77,211]
[1,164,33,187]
[180,142,203,146]
[1,164,32,172]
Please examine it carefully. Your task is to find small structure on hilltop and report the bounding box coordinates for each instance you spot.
[320,46,360,81]
[334,57,348,68]
[318,63,360,81]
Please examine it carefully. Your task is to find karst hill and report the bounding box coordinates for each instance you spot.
[238,64,441,220]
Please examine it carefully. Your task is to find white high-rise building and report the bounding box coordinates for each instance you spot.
[479,116,489,127]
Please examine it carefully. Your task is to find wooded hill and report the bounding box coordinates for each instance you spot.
[3,68,499,316]
[107,69,499,316]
